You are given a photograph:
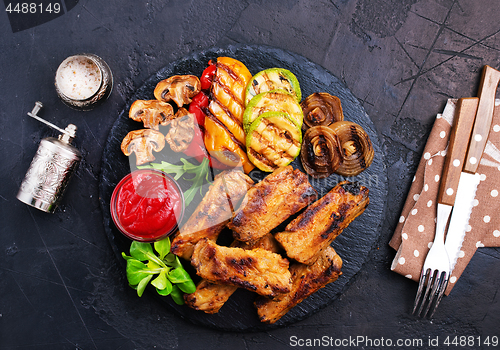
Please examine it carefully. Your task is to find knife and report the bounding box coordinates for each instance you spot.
[435,97,478,269]
[445,65,500,271]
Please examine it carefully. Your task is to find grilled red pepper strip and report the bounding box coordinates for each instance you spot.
[183,128,229,170]
[188,91,209,127]
[183,92,228,170]
[200,61,216,90]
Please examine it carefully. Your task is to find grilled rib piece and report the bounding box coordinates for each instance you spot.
[255,246,342,324]
[275,181,369,265]
[171,170,253,260]
[229,166,317,242]
[191,238,291,297]
[184,233,281,313]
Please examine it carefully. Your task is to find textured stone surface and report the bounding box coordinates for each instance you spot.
[1,0,499,349]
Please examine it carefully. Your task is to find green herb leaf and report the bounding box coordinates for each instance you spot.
[121,226,197,300]
[142,157,211,207]
[121,252,133,260]
[169,284,185,305]
[154,238,171,261]
[151,270,169,290]
[146,260,162,272]
[129,241,165,267]
[165,252,177,265]
[125,259,151,285]
[177,280,196,294]
[156,280,173,296]
[168,267,192,284]
[137,275,153,297]
[183,157,210,206]
[130,241,154,261]
[139,161,185,180]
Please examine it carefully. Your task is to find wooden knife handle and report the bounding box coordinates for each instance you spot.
[463,65,500,174]
[438,98,478,206]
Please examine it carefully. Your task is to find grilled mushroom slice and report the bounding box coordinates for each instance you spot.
[129,100,175,130]
[301,92,344,129]
[165,108,195,152]
[121,129,165,165]
[154,75,201,107]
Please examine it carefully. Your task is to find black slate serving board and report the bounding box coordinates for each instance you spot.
[99,44,388,331]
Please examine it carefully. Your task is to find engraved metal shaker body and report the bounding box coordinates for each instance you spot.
[17,102,82,213]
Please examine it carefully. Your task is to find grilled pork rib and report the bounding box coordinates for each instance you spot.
[275,181,369,265]
[171,170,253,260]
[191,238,291,297]
[184,233,281,313]
[255,246,342,324]
[229,166,317,242]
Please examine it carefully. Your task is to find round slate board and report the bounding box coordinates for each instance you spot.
[99,44,388,331]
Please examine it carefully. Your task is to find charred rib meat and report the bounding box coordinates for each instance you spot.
[184,233,281,313]
[255,246,342,324]
[229,166,317,242]
[190,238,291,298]
[171,170,253,260]
[275,181,369,265]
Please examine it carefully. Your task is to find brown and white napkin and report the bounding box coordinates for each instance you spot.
[390,99,500,295]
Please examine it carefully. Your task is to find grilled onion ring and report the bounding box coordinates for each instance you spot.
[300,126,342,178]
[301,92,344,129]
[329,121,374,176]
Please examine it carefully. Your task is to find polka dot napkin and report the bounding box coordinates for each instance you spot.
[390,98,500,295]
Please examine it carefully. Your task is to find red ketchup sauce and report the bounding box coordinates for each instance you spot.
[111,169,184,242]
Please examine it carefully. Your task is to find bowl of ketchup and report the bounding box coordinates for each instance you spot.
[110,169,184,242]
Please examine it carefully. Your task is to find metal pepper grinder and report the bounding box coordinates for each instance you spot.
[17,102,82,213]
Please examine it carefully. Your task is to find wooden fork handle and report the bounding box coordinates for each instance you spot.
[438,98,478,206]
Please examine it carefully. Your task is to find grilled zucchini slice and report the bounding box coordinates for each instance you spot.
[245,68,301,106]
[246,111,302,172]
[243,89,303,133]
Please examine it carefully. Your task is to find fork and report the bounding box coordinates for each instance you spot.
[412,203,451,318]
[411,98,478,317]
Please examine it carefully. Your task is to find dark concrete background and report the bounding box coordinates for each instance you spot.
[1,0,499,349]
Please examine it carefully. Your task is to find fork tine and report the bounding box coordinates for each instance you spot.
[428,272,449,318]
[422,270,442,317]
[412,269,428,315]
[416,270,435,317]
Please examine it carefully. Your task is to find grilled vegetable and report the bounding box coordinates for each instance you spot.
[245,68,301,106]
[246,111,302,172]
[205,57,254,173]
[328,121,374,176]
[200,61,216,90]
[300,126,342,178]
[301,92,344,129]
[154,75,201,108]
[204,114,254,173]
[243,89,303,133]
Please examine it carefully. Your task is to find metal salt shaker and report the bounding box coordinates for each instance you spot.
[17,102,82,213]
